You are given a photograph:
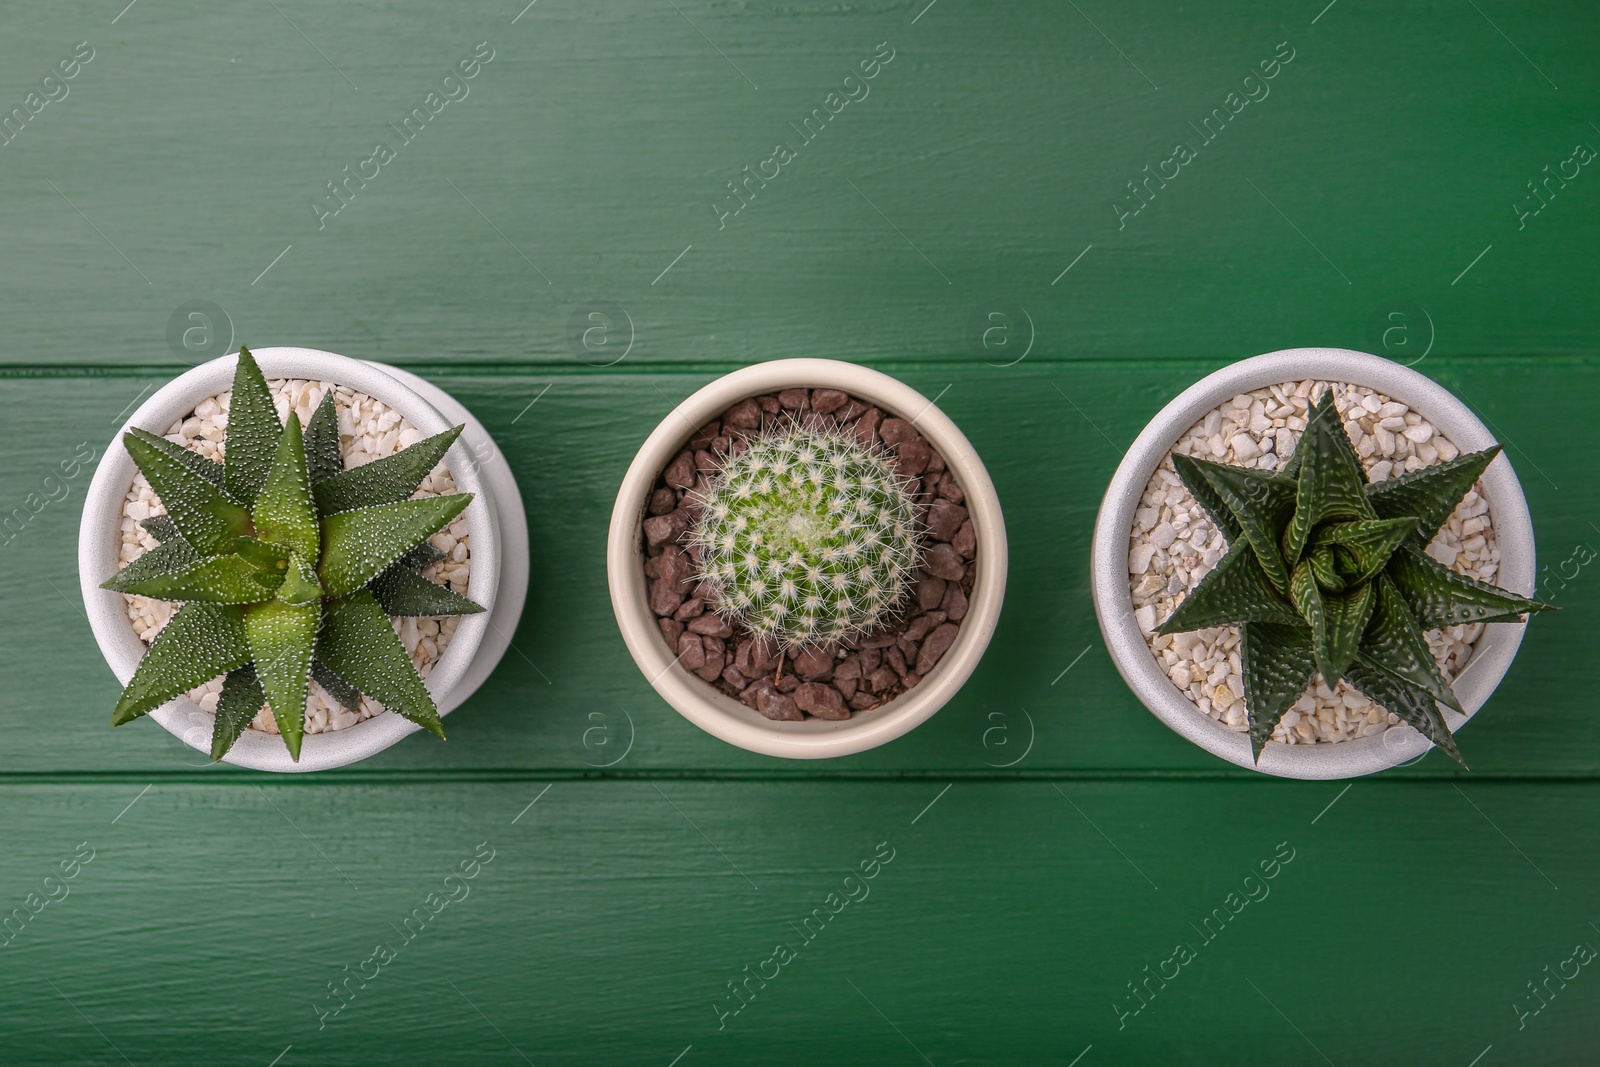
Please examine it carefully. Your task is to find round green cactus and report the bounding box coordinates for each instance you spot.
[688,423,922,650]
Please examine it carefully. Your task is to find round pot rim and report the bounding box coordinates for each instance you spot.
[607,358,1008,759]
[1091,347,1536,780]
[78,347,499,773]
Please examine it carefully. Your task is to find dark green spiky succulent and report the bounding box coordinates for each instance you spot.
[1156,389,1553,766]
[106,347,483,761]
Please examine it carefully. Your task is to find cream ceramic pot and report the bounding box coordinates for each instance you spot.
[608,359,1007,758]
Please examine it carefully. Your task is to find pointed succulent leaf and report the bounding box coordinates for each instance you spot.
[1386,544,1555,629]
[277,552,324,606]
[312,425,464,516]
[311,659,362,712]
[1359,575,1462,714]
[108,552,285,604]
[1170,452,1241,544]
[1317,582,1377,691]
[125,430,228,493]
[100,537,202,593]
[398,541,446,569]
[1277,444,1301,482]
[1282,392,1375,563]
[1307,544,1344,592]
[245,599,319,761]
[319,494,472,598]
[1344,654,1466,768]
[124,429,251,556]
[141,514,184,543]
[211,665,265,761]
[1189,458,1297,592]
[1155,542,1304,634]
[222,346,283,507]
[1289,557,1327,645]
[316,590,445,738]
[252,413,320,564]
[369,564,484,617]
[111,603,250,725]
[1367,446,1501,544]
[1312,518,1416,586]
[304,389,344,486]
[1240,621,1318,761]
[233,536,291,573]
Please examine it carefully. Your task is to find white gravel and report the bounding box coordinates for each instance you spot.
[1129,380,1498,746]
[117,378,470,736]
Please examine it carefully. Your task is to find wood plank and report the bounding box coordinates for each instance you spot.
[0,1,1596,369]
[2,362,1593,775]
[0,779,1593,1064]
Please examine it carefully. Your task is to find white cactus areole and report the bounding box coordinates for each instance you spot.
[688,422,923,651]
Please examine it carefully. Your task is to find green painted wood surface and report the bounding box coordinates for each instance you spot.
[2,0,1598,1063]
[3,362,1597,778]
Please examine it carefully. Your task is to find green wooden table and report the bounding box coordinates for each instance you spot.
[3,2,1597,1063]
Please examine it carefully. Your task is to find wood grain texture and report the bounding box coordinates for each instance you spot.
[2,0,1599,1062]
[2,780,1597,1066]
[0,1,1597,369]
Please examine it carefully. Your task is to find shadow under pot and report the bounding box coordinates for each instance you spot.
[608,358,1007,758]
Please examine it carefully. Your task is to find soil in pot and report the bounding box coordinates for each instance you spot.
[1130,379,1498,746]
[115,377,471,736]
[642,388,977,721]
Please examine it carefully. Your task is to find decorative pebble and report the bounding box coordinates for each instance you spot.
[794,681,850,720]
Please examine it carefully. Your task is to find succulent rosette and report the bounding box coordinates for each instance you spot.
[1157,389,1553,765]
[104,348,482,761]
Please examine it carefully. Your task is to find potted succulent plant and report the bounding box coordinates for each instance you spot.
[608,358,1007,758]
[79,347,528,772]
[1093,347,1552,779]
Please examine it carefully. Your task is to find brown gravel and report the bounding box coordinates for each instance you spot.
[640,388,978,721]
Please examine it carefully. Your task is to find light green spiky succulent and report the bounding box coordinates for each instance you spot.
[688,423,922,650]
[105,347,483,761]
[1157,388,1554,766]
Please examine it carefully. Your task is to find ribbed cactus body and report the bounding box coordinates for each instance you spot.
[690,424,922,650]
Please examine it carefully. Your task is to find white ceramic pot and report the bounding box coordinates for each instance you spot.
[608,358,1007,758]
[1092,347,1538,780]
[78,347,529,772]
